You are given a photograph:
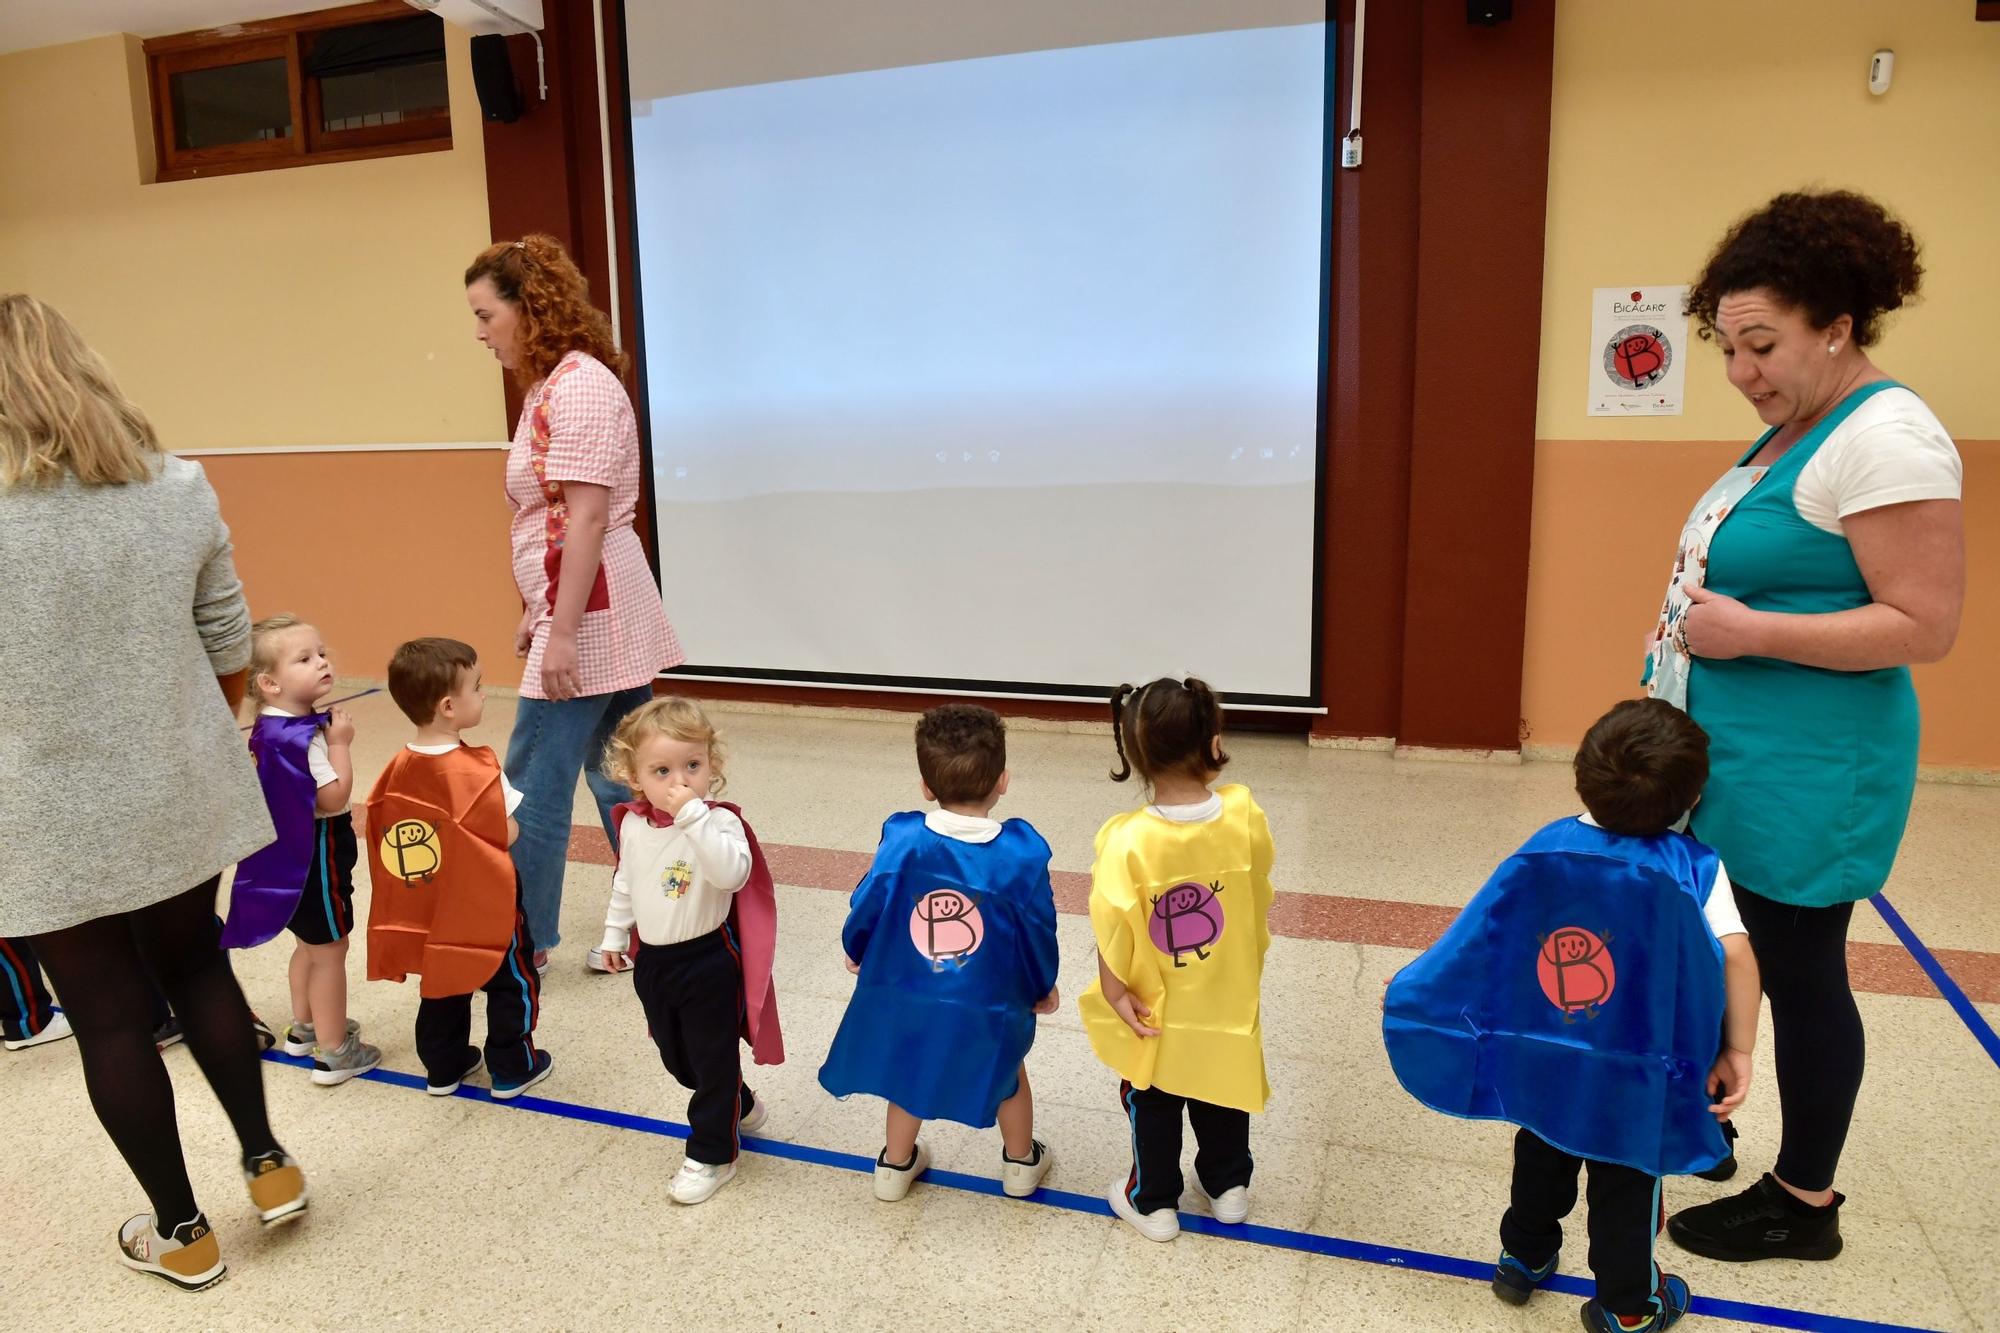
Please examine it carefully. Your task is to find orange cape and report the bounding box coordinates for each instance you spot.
[365,746,518,999]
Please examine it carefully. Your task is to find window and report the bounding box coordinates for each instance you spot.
[145,1,451,182]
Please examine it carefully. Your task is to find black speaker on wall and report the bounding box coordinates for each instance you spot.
[470,33,523,123]
[1468,0,1513,22]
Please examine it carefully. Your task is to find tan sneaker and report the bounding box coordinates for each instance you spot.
[244,1150,307,1225]
[117,1212,225,1291]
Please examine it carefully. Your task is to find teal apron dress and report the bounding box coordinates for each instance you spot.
[1645,381,1919,907]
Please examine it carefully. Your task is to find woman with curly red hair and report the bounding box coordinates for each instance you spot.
[465,235,683,974]
[1639,191,1964,1264]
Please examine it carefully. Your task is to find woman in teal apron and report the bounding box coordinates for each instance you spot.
[1642,192,1964,1265]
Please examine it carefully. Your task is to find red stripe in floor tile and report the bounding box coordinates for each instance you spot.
[565,824,2000,1004]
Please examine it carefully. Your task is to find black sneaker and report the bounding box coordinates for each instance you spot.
[154,1016,184,1051]
[1581,1273,1690,1331]
[1491,1248,1557,1305]
[427,1046,484,1097]
[1667,1173,1843,1262]
[250,1015,277,1054]
[1693,1119,1738,1182]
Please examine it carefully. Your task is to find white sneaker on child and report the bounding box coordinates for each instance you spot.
[739,1096,767,1136]
[1192,1178,1250,1224]
[873,1141,930,1202]
[1107,1177,1180,1242]
[669,1158,736,1205]
[1000,1140,1053,1198]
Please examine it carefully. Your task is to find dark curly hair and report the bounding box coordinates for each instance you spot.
[915,704,1007,804]
[464,233,627,383]
[1685,190,1922,347]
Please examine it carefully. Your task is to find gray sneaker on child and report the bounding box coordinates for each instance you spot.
[310,1032,381,1086]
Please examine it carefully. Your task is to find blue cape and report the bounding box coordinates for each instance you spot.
[818,814,1060,1128]
[1382,817,1729,1178]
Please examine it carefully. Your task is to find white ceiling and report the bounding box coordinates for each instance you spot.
[0,1,367,57]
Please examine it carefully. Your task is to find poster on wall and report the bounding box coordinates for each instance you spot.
[1587,285,1688,416]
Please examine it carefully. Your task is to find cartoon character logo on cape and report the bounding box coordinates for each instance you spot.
[379,819,443,883]
[909,887,984,968]
[1149,880,1225,966]
[661,859,694,901]
[1537,926,1616,1021]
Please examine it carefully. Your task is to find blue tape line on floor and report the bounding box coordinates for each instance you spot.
[237,687,382,730]
[260,1052,1940,1333]
[1871,894,2000,1072]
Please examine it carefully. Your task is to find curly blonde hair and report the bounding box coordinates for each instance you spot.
[1,294,163,489]
[602,696,729,798]
[463,234,626,383]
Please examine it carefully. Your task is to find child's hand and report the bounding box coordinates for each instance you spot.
[660,777,699,818]
[515,604,536,658]
[324,706,355,746]
[1033,986,1061,1016]
[842,955,860,975]
[1112,991,1160,1038]
[1707,1046,1752,1119]
[598,949,631,973]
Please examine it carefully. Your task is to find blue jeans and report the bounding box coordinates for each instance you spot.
[504,684,653,952]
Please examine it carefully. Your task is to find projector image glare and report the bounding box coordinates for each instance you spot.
[402,0,544,35]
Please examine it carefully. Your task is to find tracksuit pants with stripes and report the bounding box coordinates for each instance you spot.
[1119,1080,1253,1215]
[0,936,58,1042]
[1502,1128,1663,1318]
[634,926,756,1167]
[414,889,541,1087]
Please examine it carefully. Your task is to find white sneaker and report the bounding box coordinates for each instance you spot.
[1107,1177,1179,1242]
[1000,1140,1053,1198]
[1193,1178,1250,1224]
[669,1158,736,1205]
[2,1010,72,1051]
[533,950,551,979]
[873,1141,930,1202]
[739,1096,767,1135]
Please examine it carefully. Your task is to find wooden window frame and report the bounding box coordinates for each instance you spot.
[144,0,452,183]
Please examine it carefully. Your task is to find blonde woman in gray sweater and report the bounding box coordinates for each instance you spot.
[0,295,307,1291]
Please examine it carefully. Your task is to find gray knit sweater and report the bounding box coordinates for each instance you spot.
[0,456,274,935]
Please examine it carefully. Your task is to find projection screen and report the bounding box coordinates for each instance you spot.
[622,2,1331,705]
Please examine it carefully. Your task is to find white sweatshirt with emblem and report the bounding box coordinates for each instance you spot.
[600,800,753,951]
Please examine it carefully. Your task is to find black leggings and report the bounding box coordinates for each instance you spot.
[30,878,281,1227]
[1735,884,1862,1193]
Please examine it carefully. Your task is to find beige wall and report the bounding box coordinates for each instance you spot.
[1523,0,2000,771]
[0,29,505,448]
[0,26,523,684]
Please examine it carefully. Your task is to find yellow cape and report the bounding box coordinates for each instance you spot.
[1078,784,1273,1113]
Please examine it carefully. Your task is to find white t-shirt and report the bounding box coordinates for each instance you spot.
[405,742,525,814]
[1789,387,1962,535]
[260,706,347,814]
[1147,793,1224,824]
[925,808,1002,844]
[1578,814,1744,939]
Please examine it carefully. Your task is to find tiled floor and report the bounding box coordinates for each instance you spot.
[4,686,1995,1331]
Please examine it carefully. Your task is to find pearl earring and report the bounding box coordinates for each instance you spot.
[1827,344,1839,355]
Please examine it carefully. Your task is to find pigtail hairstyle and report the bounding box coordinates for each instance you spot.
[1109,682,1139,782]
[1108,676,1229,786]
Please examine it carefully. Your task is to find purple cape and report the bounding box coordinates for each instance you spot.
[219,711,325,949]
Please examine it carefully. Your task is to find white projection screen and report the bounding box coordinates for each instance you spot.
[622,2,1331,706]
